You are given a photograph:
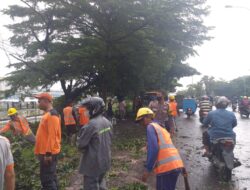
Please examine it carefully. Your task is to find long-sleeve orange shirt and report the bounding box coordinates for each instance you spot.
[35,109,61,155]
[0,116,30,136]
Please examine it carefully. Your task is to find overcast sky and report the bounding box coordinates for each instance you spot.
[180,0,250,88]
[1,0,250,90]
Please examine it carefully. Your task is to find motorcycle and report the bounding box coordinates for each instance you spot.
[232,103,237,112]
[239,106,250,118]
[199,111,208,123]
[186,108,193,118]
[209,138,241,181]
[183,98,197,119]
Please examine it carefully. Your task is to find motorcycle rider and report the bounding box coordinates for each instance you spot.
[231,96,238,112]
[202,96,237,157]
[240,96,249,106]
[239,96,250,114]
[199,95,212,123]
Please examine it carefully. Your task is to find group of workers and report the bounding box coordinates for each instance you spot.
[148,93,179,135]
[63,101,89,144]
[0,93,62,190]
[0,93,110,190]
[0,91,184,190]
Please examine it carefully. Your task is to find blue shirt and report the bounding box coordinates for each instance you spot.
[203,109,237,141]
[146,123,159,172]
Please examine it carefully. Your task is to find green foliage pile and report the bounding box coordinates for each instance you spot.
[11,136,40,189]
[114,138,145,153]
[111,182,147,190]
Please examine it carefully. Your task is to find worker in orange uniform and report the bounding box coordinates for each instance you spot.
[34,93,61,190]
[168,95,179,132]
[63,101,77,144]
[0,108,36,144]
[136,107,184,190]
[78,105,89,128]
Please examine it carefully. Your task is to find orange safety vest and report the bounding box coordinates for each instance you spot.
[169,101,178,117]
[151,123,184,174]
[10,116,30,136]
[78,107,89,126]
[63,106,76,126]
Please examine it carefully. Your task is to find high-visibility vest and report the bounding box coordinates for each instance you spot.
[78,107,89,126]
[10,116,30,136]
[151,123,184,174]
[169,101,178,117]
[63,106,76,126]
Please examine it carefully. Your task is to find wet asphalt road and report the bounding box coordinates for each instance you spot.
[175,108,250,190]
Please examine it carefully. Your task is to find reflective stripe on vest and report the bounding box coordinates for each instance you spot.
[63,107,76,125]
[151,123,184,174]
[155,155,182,167]
[159,143,176,149]
[153,125,176,149]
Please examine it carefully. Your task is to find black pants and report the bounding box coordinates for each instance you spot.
[39,155,58,190]
[165,118,174,132]
[202,131,210,147]
[66,124,77,137]
[84,173,107,190]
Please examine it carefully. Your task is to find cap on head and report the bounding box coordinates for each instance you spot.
[34,93,53,102]
[136,107,154,122]
[8,108,17,116]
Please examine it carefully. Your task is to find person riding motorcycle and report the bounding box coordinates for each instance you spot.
[239,96,250,115]
[199,95,212,123]
[240,96,250,106]
[202,96,237,156]
[231,97,238,112]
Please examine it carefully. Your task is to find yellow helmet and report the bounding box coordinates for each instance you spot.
[169,95,175,100]
[135,107,154,121]
[7,108,17,116]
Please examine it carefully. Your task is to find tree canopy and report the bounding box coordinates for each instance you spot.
[3,0,210,101]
